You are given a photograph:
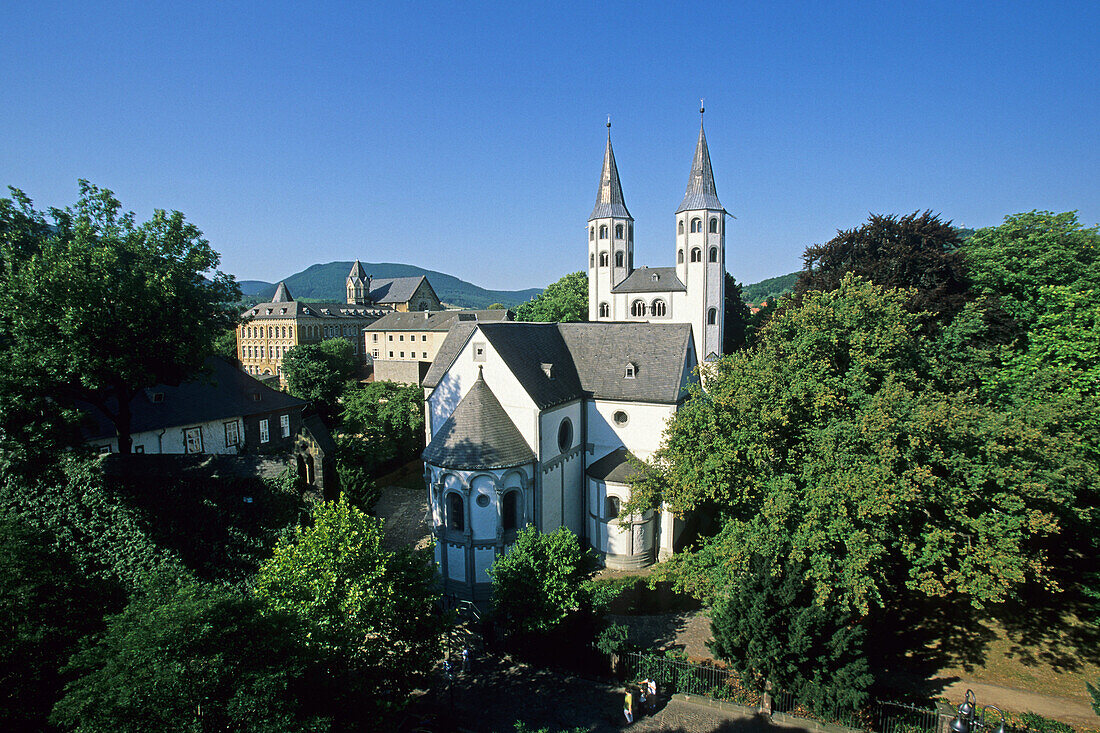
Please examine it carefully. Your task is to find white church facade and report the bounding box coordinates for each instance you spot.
[421,114,729,604]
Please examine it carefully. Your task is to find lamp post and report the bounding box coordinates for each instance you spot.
[950,690,1007,733]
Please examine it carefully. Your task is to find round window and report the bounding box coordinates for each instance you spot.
[613,410,629,426]
[557,417,573,453]
[476,493,490,508]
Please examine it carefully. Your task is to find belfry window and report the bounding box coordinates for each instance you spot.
[678,220,684,235]
[691,217,702,233]
[690,248,701,262]
[599,252,609,267]
[709,217,719,233]
[709,247,718,262]
[678,249,684,264]
[615,224,623,239]
[446,493,464,532]
[599,224,608,239]
[590,253,595,268]
[708,307,718,325]
[615,251,624,267]
[630,300,646,317]
[652,299,667,316]
[589,226,594,241]
[599,302,610,318]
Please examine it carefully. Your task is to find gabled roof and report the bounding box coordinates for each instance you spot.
[611,266,686,294]
[676,121,724,214]
[364,309,511,332]
[422,368,536,470]
[479,323,584,409]
[271,282,294,302]
[587,446,642,484]
[81,357,307,441]
[369,276,433,304]
[422,321,479,387]
[589,127,632,221]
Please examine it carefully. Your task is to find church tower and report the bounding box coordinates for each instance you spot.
[346,260,370,305]
[588,121,634,321]
[674,108,726,361]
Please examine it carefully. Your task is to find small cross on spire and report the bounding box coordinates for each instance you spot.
[700,98,705,115]
[606,115,611,129]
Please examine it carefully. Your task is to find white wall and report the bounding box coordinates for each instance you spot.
[586,400,677,463]
[89,417,245,455]
[539,401,584,535]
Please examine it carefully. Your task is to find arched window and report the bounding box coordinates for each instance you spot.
[690,248,701,262]
[678,220,684,235]
[599,224,608,239]
[599,302,610,318]
[447,493,464,532]
[557,418,573,453]
[708,308,718,325]
[677,249,684,264]
[288,326,293,338]
[615,251,624,267]
[605,495,621,520]
[709,247,718,262]
[589,226,594,241]
[631,300,646,317]
[652,299,667,316]
[503,491,519,532]
[691,217,702,233]
[615,224,623,239]
[599,251,609,267]
[709,217,719,233]
[590,253,595,268]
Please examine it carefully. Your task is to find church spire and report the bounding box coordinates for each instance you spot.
[589,121,632,221]
[676,109,724,214]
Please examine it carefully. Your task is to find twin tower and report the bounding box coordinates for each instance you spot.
[587,112,727,364]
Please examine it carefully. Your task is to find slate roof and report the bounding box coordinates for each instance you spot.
[272,282,293,302]
[676,122,725,214]
[422,368,536,470]
[81,357,307,441]
[589,128,632,221]
[424,322,695,407]
[587,446,642,484]
[364,309,511,332]
[611,266,686,294]
[369,276,432,304]
[348,260,368,281]
[241,300,384,320]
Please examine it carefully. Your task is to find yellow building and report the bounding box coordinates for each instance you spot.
[365,309,512,384]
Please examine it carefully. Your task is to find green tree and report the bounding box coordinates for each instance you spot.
[487,526,595,636]
[254,499,440,719]
[487,302,507,309]
[52,576,328,733]
[0,182,240,455]
[708,554,872,713]
[282,338,358,414]
[214,327,240,365]
[795,210,969,325]
[514,271,588,322]
[1088,679,1100,715]
[724,273,751,352]
[631,275,1071,612]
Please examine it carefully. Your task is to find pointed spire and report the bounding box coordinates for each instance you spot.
[676,110,724,214]
[348,259,368,281]
[589,121,632,221]
[271,282,293,302]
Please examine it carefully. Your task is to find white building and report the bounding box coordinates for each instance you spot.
[421,116,730,604]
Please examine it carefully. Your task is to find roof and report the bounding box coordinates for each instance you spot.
[81,357,308,441]
[364,309,511,332]
[302,413,336,454]
[422,368,536,470]
[241,300,385,320]
[589,128,632,221]
[676,122,724,214]
[272,282,293,302]
[611,266,686,294]
[369,276,431,304]
[348,260,368,282]
[424,322,695,407]
[587,446,642,484]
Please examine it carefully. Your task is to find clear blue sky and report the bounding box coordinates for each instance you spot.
[3,1,1097,290]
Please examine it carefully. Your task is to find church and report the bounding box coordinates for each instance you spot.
[421,113,729,604]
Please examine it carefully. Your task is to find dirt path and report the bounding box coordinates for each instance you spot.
[372,482,432,552]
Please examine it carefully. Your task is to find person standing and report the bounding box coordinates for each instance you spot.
[623,688,634,724]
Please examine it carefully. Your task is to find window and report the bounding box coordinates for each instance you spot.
[709,217,719,233]
[422,352,427,358]
[605,495,621,520]
[400,352,404,358]
[590,253,595,268]
[224,421,239,447]
[98,445,111,455]
[589,226,594,241]
[691,217,702,233]
[259,419,269,443]
[599,224,608,239]
[372,349,379,358]
[613,410,629,426]
[389,351,394,357]
[599,252,609,267]
[678,249,684,264]
[184,426,203,454]
[280,414,290,438]
[652,299,667,316]
[709,247,718,262]
[422,335,427,341]
[625,363,636,379]
[447,492,464,531]
[690,247,701,262]
[598,302,610,318]
[388,334,393,341]
[473,342,486,362]
[399,334,404,341]
[615,224,623,239]
[630,300,646,317]
[134,445,144,453]
[678,220,684,235]
[557,417,573,453]
[476,493,490,508]
[373,334,378,341]
[615,251,624,267]
[708,308,718,325]
[288,326,293,338]
[503,491,519,532]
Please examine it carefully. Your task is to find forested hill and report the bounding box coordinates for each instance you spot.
[243,262,542,308]
[741,271,799,303]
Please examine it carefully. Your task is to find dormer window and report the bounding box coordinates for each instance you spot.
[541,363,554,379]
[151,392,164,403]
[266,309,272,314]
[280,308,287,314]
[651,273,659,282]
[624,363,637,379]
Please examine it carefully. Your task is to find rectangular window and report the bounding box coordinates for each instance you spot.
[184,426,203,454]
[259,419,269,443]
[422,352,427,358]
[422,335,427,341]
[400,351,404,358]
[372,349,379,358]
[280,414,290,438]
[373,334,378,342]
[224,421,239,446]
[98,445,111,455]
[389,351,394,357]
[388,334,393,341]
[399,334,404,341]
[473,342,486,362]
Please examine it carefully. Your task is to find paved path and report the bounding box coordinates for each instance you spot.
[373,482,432,552]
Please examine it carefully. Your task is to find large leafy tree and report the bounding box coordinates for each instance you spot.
[631,275,1071,613]
[0,182,240,455]
[253,499,440,720]
[281,338,358,416]
[514,271,588,322]
[795,210,969,325]
[723,273,751,352]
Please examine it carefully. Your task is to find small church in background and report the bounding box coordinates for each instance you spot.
[421,112,731,606]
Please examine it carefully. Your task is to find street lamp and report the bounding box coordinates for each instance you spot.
[950,690,1006,733]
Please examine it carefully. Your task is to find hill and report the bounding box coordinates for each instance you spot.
[741,272,799,304]
[244,262,542,309]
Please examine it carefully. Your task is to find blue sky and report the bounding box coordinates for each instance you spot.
[3,1,1097,291]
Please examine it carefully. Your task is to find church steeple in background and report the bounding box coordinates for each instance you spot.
[676,106,724,214]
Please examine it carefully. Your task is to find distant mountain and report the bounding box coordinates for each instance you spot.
[246,262,542,309]
[741,272,799,304]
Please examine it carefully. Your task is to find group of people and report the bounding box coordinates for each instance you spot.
[623,678,657,724]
